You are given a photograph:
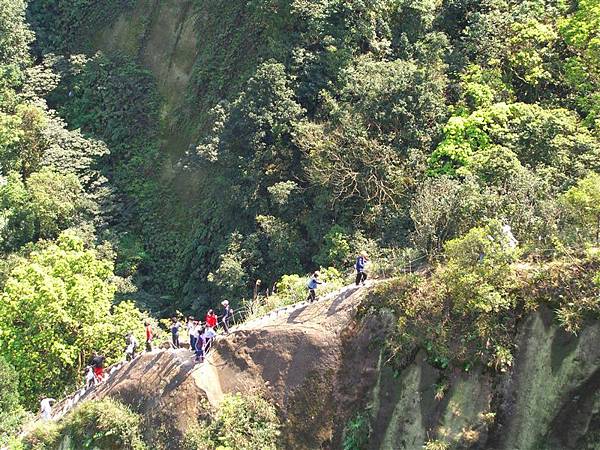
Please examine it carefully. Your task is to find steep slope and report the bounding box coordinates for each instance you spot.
[58,281,600,449]
[69,283,373,448]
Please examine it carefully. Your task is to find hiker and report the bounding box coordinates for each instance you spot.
[188,316,197,351]
[221,300,234,334]
[84,366,95,389]
[145,321,153,352]
[355,252,369,286]
[205,309,217,329]
[306,271,323,303]
[40,397,56,420]
[171,317,181,349]
[202,325,217,353]
[90,352,105,383]
[125,332,138,361]
[194,324,206,362]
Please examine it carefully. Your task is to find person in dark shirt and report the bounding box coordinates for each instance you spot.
[221,300,234,334]
[194,325,206,363]
[355,253,369,286]
[170,317,181,349]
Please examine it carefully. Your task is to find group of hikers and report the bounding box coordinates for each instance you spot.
[83,253,370,384]
[168,300,234,363]
[40,254,369,419]
[81,299,236,391]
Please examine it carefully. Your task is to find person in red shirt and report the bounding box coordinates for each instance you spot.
[145,321,153,352]
[205,309,217,329]
[90,352,105,383]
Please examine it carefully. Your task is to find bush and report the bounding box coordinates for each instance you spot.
[60,399,146,450]
[423,440,450,450]
[0,231,148,407]
[441,220,519,314]
[21,420,61,450]
[21,398,146,450]
[314,225,352,268]
[185,394,280,450]
[342,413,370,450]
[560,172,600,246]
[0,357,27,446]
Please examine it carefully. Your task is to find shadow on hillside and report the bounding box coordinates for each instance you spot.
[285,285,361,325]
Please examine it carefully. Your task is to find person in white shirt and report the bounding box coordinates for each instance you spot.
[202,326,217,353]
[40,397,56,420]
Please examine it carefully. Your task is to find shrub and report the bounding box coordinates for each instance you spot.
[20,398,146,450]
[186,394,280,450]
[0,232,148,407]
[342,412,370,450]
[60,399,146,450]
[0,356,27,446]
[525,256,600,335]
[441,220,519,314]
[21,420,61,450]
[560,172,600,246]
[423,440,450,450]
[314,225,352,268]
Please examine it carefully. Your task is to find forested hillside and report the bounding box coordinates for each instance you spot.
[11,0,600,313]
[0,0,599,447]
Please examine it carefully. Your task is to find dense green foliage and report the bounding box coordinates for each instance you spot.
[342,412,370,450]
[21,398,146,450]
[16,0,600,318]
[0,232,147,408]
[360,245,600,373]
[0,356,28,446]
[1,0,599,432]
[183,393,281,450]
[171,0,600,314]
[0,0,148,421]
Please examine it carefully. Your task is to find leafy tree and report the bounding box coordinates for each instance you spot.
[0,104,47,178]
[0,231,146,407]
[336,55,447,149]
[428,103,600,188]
[410,176,484,253]
[255,215,303,279]
[559,0,600,130]
[0,169,89,250]
[561,172,600,245]
[208,232,261,302]
[0,0,33,68]
[0,356,27,445]
[314,225,352,268]
[187,393,281,450]
[441,220,520,314]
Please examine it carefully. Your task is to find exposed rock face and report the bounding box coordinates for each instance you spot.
[86,284,599,450]
[92,0,198,120]
[361,307,600,450]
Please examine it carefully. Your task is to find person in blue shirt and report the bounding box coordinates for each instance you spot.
[306,271,323,303]
[355,252,369,286]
